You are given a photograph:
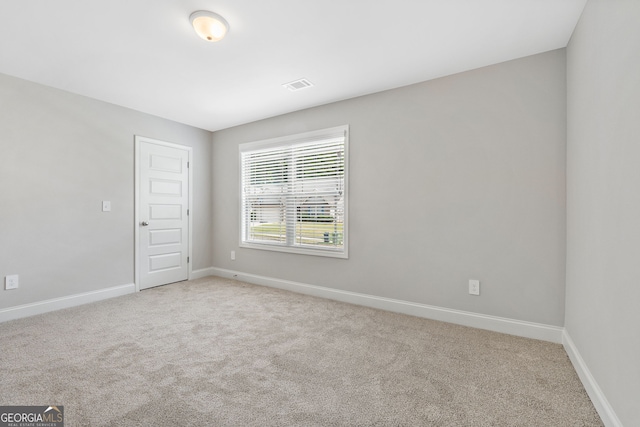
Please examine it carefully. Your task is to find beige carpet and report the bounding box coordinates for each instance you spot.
[0,276,602,426]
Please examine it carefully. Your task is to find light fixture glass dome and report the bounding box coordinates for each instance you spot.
[190,11,229,42]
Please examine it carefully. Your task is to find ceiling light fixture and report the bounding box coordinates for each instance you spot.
[189,11,229,42]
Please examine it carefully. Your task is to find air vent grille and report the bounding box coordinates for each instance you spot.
[282,78,314,91]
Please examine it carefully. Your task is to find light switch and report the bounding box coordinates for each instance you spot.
[102,201,111,212]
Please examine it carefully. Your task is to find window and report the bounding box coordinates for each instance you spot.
[240,125,348,258]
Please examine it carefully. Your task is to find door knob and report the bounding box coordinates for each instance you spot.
[141,221,149,226]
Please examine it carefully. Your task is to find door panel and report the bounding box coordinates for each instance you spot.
[150,179,182,195]
[149,204,182,219]
[138,138,190,290]
[149,229,182,246]
[149,252,182,271]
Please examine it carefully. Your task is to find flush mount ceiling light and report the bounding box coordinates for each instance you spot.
[190,11,229,42]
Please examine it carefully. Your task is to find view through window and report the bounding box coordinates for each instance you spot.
[239,125,348,258]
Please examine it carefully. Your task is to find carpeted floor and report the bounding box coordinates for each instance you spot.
[0,276,602,426]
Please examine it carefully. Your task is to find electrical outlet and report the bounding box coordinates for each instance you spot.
[102,201,111,212]
[469,279,480,296]
[231,250,236,260]
[5,275,19,290]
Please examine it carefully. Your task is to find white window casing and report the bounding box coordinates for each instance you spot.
[239,125,348,258]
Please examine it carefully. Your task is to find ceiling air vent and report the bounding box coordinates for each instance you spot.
[282,78,314,91]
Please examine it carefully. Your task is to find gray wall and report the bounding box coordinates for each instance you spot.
[566,0,640,425]
[212,49,567,326]
[0,73,212,309]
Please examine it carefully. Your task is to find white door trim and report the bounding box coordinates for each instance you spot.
[134,135,193,292]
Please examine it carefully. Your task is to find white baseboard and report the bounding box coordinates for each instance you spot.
[209,267,564,343]
[191,267,216,280]
[0,283,136,323]
[563,331,622,427]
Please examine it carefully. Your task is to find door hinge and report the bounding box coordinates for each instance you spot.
[187,209,189,216]
[187,161,190,168]
[187,256,190,263]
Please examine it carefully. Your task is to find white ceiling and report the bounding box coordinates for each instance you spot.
[0,0,586,132]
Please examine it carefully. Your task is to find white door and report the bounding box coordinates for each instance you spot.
[136,136,191,290]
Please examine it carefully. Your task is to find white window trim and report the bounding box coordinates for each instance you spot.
[239,125,349,259]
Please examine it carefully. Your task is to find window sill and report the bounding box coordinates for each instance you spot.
[240,241,348,259]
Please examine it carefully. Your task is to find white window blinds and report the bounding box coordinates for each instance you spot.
[240,125,348,258]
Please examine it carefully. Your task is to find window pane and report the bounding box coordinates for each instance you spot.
[240,125,348,257]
